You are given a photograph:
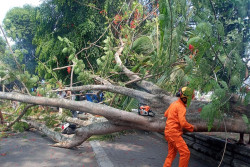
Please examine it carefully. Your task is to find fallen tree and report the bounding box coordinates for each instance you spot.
[0,85,249,148]
[0,1,249,149]
[0,44,249,148]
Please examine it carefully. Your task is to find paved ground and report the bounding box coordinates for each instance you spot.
[0,131,98,167]
[0,130,212,167]
[98,130,212,167]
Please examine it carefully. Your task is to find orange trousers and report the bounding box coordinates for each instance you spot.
[163,135,190,167]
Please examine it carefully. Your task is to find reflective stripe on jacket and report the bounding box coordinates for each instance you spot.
[164,98,194,136]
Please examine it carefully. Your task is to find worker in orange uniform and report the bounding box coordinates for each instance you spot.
[163,87,197,167]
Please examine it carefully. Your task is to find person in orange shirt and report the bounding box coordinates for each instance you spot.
[163,87,197,167]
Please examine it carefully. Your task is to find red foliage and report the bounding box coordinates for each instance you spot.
[99,10,107,15]
[114,14,122,24]
[189,44,194,51]
[37,92,42,97]
[67,66,71,74]
[134,9,139,19]
[130,20,136,29]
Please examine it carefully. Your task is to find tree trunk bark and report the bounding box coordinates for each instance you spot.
[53,121,130,148]
[0,91,249,134]
[24,119,69,142]
[0,50,249,150]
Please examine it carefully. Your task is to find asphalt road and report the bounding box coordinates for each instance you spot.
[0,131,98,167]
[0,130,213,167]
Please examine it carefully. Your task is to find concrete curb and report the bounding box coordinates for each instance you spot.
[90,140,114,167]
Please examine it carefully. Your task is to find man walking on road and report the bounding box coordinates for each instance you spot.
[163,87,197,167]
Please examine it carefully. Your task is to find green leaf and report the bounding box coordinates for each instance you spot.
[244,93,250,105]
[158,14,165,21]
[230,74,240,86]
[132,36,154,55]
[68,54,74,61]
[196,22,212,36]
[216,21,224,36]
[219,81,228,90]
[62,48,68,53]
[74,68,80,74]
[58,36,63,41]
[96,58,102,66]
[101,56,106,60]
[214,66,221,73]
[242,114,249,124]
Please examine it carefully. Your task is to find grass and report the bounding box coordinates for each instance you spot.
[0,132,9,138]
[41,134,47,137]
[87,130,131,141]
[88,133,117,141]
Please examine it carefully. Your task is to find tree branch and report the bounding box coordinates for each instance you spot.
[0,25,31,95]
[52,121,130,148]
[0,91,249,144]
[168,0,173,61]
[53,65,75,71]
[24,119,69,142]
[114,37,169,95]
[6,104,35,130]
[0,92,154,125]
[54,84,155,102]
[0,25,21,70]
[90,75,112,85]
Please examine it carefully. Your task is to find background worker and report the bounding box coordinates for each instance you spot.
[163,87,197,167]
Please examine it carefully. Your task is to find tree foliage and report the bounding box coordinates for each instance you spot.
[33,0,121,83]
[3,5,37,73]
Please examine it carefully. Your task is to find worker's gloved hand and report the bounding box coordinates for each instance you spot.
[193,125,198,132]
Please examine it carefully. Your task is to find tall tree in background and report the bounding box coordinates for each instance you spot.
[3,5,37,73]
[34,0,122,84]
[0,37,6,55]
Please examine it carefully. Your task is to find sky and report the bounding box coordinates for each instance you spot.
[0,0,42,24]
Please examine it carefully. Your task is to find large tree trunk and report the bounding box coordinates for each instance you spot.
[0,90,249,148]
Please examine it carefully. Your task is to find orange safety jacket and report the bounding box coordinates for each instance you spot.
[164,98,194,136]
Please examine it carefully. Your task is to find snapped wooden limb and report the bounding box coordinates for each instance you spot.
[24,119,69,142]
[0,110,4,124]
[6,104,35,130]
[52,121,130,148]
[54,84,155,103]
[114,37,168,95]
